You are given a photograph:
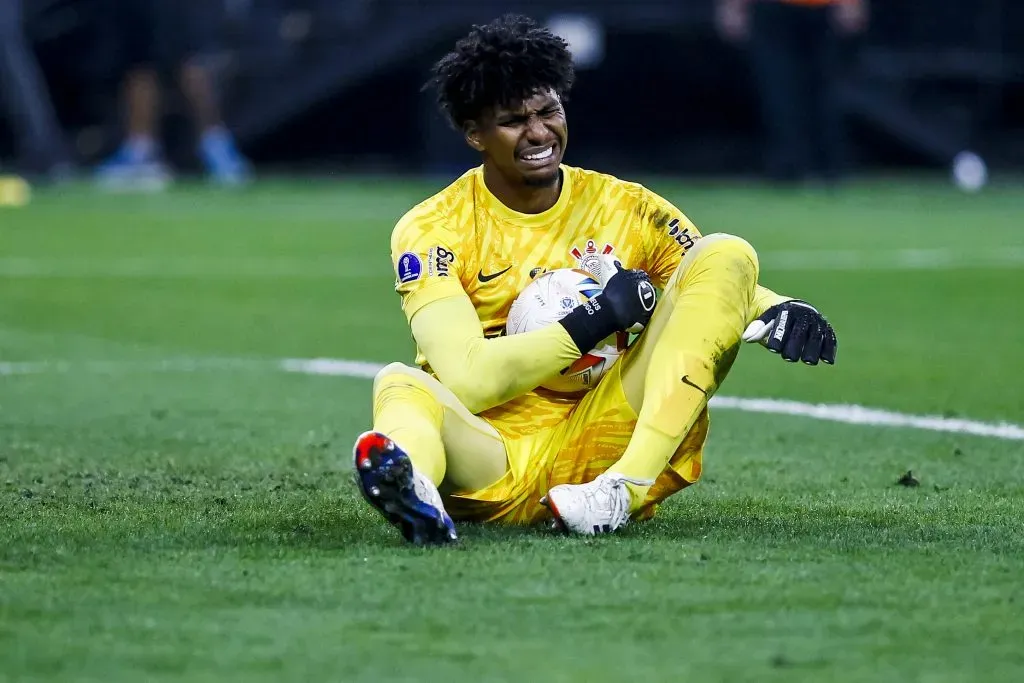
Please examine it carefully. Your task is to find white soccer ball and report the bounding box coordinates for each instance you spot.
[506,268,628,394]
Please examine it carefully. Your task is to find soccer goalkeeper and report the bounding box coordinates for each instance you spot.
[353,14,838,544]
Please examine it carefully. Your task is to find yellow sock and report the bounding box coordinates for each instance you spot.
[609,235,758,506]
[373,372,446,485]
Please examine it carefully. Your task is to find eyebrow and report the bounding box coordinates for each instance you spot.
[498,100,560,120]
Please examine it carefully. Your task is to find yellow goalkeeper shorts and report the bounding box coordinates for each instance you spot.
[443,358,709,525]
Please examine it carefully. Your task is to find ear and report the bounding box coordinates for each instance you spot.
[464,121,485,152]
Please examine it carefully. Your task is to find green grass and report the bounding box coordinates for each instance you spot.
[2,178,1023,682]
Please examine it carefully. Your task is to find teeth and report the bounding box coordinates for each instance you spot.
[524,146,553,161]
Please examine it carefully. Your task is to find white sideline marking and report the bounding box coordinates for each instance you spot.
[1,247,1022,279]
[279,357,382,379]
[3,357,1021,441]
[709,397,1024,441]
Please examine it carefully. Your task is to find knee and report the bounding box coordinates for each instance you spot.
[373,362,429,395]
[692,233,760,279]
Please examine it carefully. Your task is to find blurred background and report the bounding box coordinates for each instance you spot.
[1,0,1022,186]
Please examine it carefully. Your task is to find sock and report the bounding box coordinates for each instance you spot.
[608,236,758,507]
[372,371,446,486]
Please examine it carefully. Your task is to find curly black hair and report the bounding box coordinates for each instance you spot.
[425,14,575,130]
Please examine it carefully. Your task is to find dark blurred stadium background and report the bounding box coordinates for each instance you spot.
[2,0,1022,181]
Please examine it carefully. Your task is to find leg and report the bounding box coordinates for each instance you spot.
[371,362,508,492]
[0,0,70,174]
[544,235,759,533]
[95,0,172,189]
[748,2,812,182]
[116,0,161,153]
[807,8,847,182]
[180,57,252,185]
[354,363,509,544]
[179,59,222,133]
[614,234,758,488]
[158,0,251,184]
[123,67,161,147]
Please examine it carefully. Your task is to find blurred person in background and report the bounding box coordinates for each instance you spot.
[0,0,72,179]
[96,0,250,188]
[716,0,868,184]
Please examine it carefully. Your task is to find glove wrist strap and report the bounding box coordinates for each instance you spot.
[558,294,618,354]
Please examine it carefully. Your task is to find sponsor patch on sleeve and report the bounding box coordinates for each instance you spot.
[397,252,423,283]
[667,218,697,250]
[426,246,455,277]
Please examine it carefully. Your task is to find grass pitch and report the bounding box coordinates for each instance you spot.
[2,178,1023,682]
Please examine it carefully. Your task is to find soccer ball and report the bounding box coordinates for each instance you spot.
[506,268,628,394]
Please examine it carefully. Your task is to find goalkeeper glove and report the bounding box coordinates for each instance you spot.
[558,265,657,353]
[742,300,837,365]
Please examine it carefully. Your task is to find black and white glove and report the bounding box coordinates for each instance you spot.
[558,265,657,353]
[742,300,837,365]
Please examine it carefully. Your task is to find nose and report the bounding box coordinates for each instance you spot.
[524,115,549,144]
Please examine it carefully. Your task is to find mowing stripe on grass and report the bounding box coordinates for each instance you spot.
[1,247,1023,278]
[7,357,1020,440]
[764,246,1024,270]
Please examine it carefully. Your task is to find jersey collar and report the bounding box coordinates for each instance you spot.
[475,165,573,229]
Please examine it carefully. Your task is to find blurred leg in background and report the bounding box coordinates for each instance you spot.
[716,0,867,184]
[806,5,845,183]
[173,0,252,187]
[0,0,72,179]
[816,0,868,181]
[96,0,251,189]
[748,0,815,182]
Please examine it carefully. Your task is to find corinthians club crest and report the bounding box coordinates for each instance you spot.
[570,239,614,261]
[571,239,616,281]
[529,240,618,280]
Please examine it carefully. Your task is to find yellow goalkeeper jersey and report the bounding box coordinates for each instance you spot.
[392,164,698,342]
[388,164,705,439]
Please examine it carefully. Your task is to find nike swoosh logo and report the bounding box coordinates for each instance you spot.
[477,266,512,283]
[681,375,708,397]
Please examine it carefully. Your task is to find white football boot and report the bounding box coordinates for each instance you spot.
[541,472,654,535]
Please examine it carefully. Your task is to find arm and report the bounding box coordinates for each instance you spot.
[392,213,652,414]
[411,268,656,414]
[411,294,581,414]
[753,284,792,319]
[392,215,583,413]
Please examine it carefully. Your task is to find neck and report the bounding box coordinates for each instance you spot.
[482,164,561,215]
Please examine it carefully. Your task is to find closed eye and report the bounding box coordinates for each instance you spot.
[499,108,560,126]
